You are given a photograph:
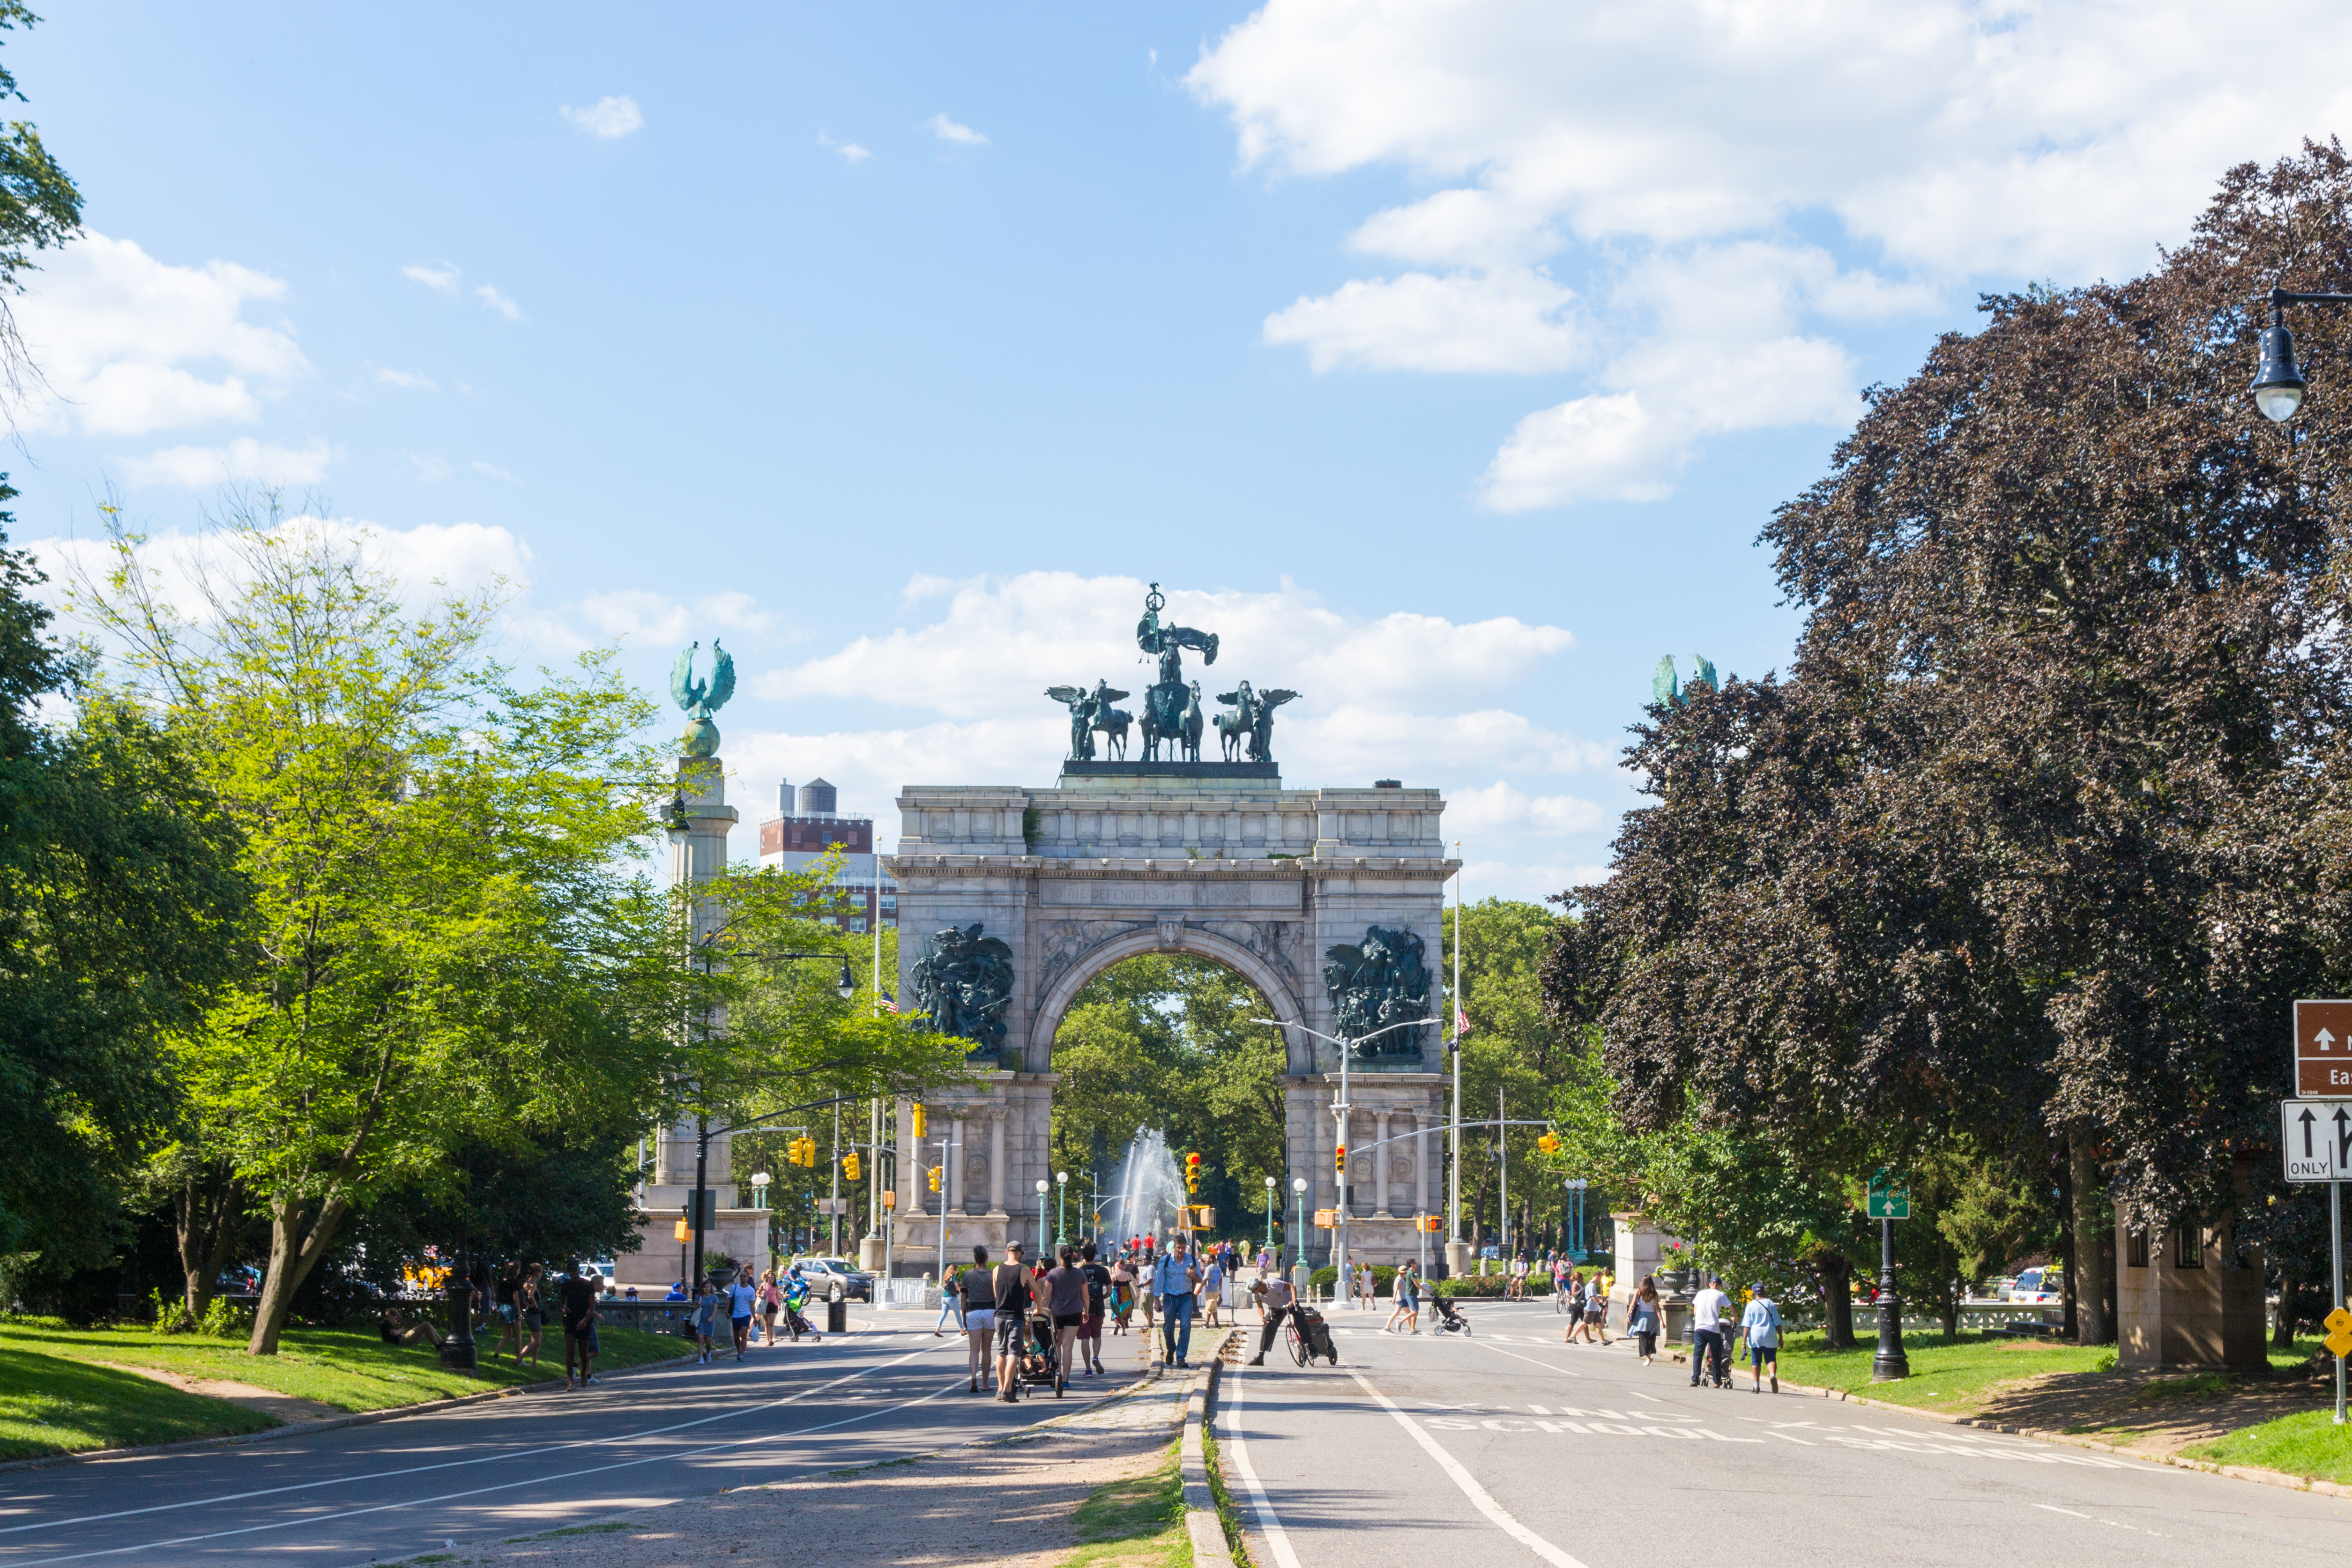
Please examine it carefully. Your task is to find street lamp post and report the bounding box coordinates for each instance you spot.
[1291,1176,1308,1272]
[2250,284,2352,422]
[1056,1170,1069,1248]
[1264,1175,1278,1256]
[1253,1013,1437,1315]
[1035,1178,1050,1259]
[1872,1213,1909,1382]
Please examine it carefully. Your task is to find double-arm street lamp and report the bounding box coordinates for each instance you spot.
[1253,1013,1440,1307]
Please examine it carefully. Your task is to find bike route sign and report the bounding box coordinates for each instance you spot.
[2280,1098,2352,1183]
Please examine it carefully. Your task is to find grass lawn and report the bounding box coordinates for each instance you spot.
[1064,1442,1191,1568]
[0,1317,692,1460]
[2180,1408,2352,1483]
[1775,1330,2115,1414]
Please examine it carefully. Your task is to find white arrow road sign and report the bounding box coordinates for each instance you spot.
[2283,1099,2352,1182]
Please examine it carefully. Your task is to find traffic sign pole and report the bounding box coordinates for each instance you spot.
[2336,1178,2346,1427]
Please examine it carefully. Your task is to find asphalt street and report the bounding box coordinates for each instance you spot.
[1222,1301,2352,1568]
[0,1312,1172,1566]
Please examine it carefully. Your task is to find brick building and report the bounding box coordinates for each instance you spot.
[755,778,897,932]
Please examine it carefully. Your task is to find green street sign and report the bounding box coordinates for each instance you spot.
[1866,1167,1911,1220]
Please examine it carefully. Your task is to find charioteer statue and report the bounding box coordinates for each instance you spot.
[1043,583,1300,767]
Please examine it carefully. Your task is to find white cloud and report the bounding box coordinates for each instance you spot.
[474,285,524,321]
[471,460,517,482]
[818,132,872,164]
[116,436,338,490]
[11,233,309,437]
[924,113,987,145]
[402,451,451,483]
[573,588,774,646]
[375,367,436,391]
[1190,0,2352,506]
[402,262,461,294]
[1444,780,1606,837]
[1264,268,1581,373]
[561,96,644,139]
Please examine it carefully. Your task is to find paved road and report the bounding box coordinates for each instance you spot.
[1222,1302,2352,1568]
[0,1313,1176,1566]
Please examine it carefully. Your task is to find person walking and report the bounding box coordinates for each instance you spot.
[518,1263,545,1372]
[1585,1269,1613,1345]
[958,1245,996,1393]
[1078,1241,1112,1375]
[1045,1245,1088,1382]
[1385,1260,1420,1333]
[691,1279,722,1365]
[1108,1254,1136,1337]
[759,1270,782,1346]
[1201,1251,1225,1328]
[1690,1275,1732,1388]
[559,1262,602,1390]
[991,1241,1035,1402]
[728,1266,758,1361]
[1245,1266,1297,1365]
[1152,1234,1201,1367]
[1563,1270,1586,1344]
[1629,1276,1661,1365]
[491,1263,522,1361]
[934,1257,968,1337]
[1741,1282,1781,1393]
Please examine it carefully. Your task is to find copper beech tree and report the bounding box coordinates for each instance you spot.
[1549,142,2352,1344]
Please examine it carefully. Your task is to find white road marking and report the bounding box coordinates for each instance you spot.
[1347,1370,1588,1568]
[1766,1431,1815,1445]
[0,1345,942,1539]
[8,1366,990,1566]
[1462,1339,1583,1379]
[2036,1505,2092,1519]
[1221,1372,1303,1568]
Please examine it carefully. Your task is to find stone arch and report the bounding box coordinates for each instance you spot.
[1028,922,1314,1077]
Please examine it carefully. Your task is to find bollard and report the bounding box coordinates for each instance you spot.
[827,1296,847,1335]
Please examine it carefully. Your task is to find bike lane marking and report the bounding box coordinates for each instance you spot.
[1344,1370,1587,1568]
[10,1369,979,1567]
[0,1341,953,1543]
[1218,1371,1303,1568]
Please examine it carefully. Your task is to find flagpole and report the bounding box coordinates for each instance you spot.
[1449,843,1464,1273]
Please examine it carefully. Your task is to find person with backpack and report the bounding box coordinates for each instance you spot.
[1741,1283,1782,1393]
[1151,1234,1202,1368]
[1078,1241,1112,1375]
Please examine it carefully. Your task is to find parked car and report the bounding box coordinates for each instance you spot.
[788,1256,873,1302]
[2009,1266,2065,1304]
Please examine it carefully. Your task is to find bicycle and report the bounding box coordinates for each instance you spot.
[1286,1313,1311,1367]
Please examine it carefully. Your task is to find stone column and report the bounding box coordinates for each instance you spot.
[950,1112,968,1215]
[988,1108,1008,1215]
[1374,1109,1393,1217]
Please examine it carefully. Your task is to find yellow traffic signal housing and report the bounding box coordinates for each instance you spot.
[673,1219,690,1242]
[843,1151,862,1181]
[928,1166,942,1193]
[1536,1132,1561,1156]
[911,1103,928,1138]
[883,1188,897,1211]
[1334,1144,1347,1180]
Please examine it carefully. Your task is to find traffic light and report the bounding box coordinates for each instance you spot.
[1334,1144,1347,1184]
[1421,1214,1444,1233]
[883,1188,897,1211]
[789,1135,817,1167]
[1184,1152,1201,1194]
[1536,1131,1561,1156]
[843,1150,862,1182]
[912,1103,928,1138]
[786,1137,804,1167]
[928,1165,942,1193]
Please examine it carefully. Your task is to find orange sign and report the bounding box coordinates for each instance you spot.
[2297,1000,2352,1097]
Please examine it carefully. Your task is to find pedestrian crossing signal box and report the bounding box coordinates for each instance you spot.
[1420,1215,1444,1233]
[1313,1208,1338,1228]
[1866,1168,1910,1220]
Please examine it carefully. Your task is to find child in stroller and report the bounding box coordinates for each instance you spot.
[1012,1307,1066,1397]
[1430,1292,1473,1335]
[778,1273,821,1342]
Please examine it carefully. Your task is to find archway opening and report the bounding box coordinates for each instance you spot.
[1047,954,1290,1257]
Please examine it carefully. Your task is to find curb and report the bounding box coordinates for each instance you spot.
[1767,1375,2352,1500]
[0,1346,704,1474]
[1179,1329,1242,1568]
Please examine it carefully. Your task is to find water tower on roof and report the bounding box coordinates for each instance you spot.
[798,778,837,817]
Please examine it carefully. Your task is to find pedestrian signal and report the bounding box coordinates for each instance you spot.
[883,1188,897,1211]
[674,1219,690,1242]
[911,1103,927,1138]
[1313,1208,1338,1228]
[843,1151,862,1181]
[1420,1215,1444,1233]
[928,1166,942,1193]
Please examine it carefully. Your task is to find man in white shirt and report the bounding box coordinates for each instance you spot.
[1689,1276,1732,1388]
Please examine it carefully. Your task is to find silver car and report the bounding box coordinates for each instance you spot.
[787,1256,872,1303]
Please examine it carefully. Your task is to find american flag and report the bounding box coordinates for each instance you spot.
[1456,1005,1472,1036]
[880,990,899,1014]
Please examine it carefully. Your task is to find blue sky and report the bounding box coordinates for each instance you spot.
[12,1,2350,897]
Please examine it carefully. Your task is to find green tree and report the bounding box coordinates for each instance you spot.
[1442,899,1585,1250]
[75,500,683,1353]
[0,1,82,396]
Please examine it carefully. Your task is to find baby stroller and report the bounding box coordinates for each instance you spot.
[1284,1304,1342,1366]
[1013,1308,1066,1398]
[1431,1294,1473,1336]
[780,1281,821,1343]
[1696,1331,1731,1388]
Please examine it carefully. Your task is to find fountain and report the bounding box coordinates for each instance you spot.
[1100,1129,1185,1250]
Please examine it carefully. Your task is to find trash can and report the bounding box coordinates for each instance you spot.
[826,1297,847,1335]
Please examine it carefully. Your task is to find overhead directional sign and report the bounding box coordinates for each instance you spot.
[2296,1000,2352,1097]
[2281,1098,2352,1182]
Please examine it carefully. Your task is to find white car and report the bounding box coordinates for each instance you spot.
[2008,1266,2065,1304]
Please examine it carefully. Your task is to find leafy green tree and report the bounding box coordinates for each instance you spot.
[0,1,81,396]
[74,500,683,1353]
[1442,899,1585,1249]
[0,516,245,1282]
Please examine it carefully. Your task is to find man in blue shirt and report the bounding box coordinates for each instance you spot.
[1151,1235,1202,1368]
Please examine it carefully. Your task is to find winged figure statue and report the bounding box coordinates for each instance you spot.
[1213,680,1299,764]
[672,640,737,758]
[1046,684,1101,761]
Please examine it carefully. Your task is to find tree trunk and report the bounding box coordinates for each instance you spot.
[1816,1252,1856,1349]
[2275,1268,2300,1349]
[2069,1129,2106,1345]
[248,1190,351,1355]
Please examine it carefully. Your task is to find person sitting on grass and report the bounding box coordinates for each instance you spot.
[379,1306,443,1348]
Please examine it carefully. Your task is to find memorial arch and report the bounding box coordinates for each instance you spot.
[883,765,1458,1272]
